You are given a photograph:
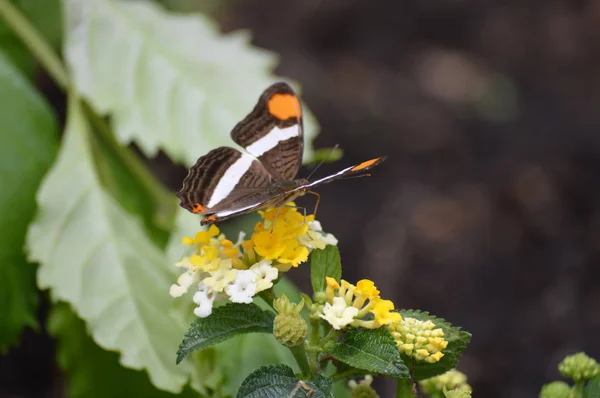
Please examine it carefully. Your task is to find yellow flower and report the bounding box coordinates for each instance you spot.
[219,238,239,259]
[325,277,340,301]
[352,279,381,309]
[370,299,402,326]
[277,239,309,267]
[355,280,380,298]
[183,225,220,246]
[252,231,286,259]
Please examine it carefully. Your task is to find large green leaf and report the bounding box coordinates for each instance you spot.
[0,0,62,77]
[49,302,203,398]
[236,364,332,398]
[26,97,196,393]
[310,246,342,293]
[63,0,318,167]
[329,327,409,378]
[217,334,298,397]
[585,375,600,398]
[0,50,58,351]
[177,303,275,364]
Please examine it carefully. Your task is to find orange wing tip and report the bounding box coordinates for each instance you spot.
[202,215,217,225]
[350,157,385,172]
[268,93,302,120]
[191,203,206,214]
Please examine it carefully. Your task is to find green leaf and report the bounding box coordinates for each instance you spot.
[236,364,332,398]
[310,246,342,293]
[26,97,195,393]
[329,328,409,378]
[585,375,600,398]
[0,0,62,77]
[84,104,174,246]
[177,303,275,364]
[48,302,203,398]
[217,333,297,397]
[399,310,471,381]
[0,50,58,351]
[308,147,344,165]
[63,0,318,167]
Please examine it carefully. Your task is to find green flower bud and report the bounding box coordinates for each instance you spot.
[539,381,571,398]
[313,291,327,304]
[443,387,472,398]
[348,375,379,398]
[390,317,448,363]
[419,369,471,398]
[558,352,600,382]
[273,295,307,347]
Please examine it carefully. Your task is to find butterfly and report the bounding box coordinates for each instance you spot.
[177,82,384,225]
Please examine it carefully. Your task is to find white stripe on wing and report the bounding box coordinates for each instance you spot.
[207,153,255,207]
[246,125,299,157]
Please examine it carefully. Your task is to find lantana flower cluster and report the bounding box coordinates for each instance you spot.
[170,205,337,317]
[419,369,472,397]
[389,317,449,363]
[317,277,402,330]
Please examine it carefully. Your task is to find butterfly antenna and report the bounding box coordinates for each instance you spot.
[306,144,340,181]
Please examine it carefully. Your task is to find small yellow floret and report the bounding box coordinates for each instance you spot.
[355,279,380,298]
[370,299,402,326]
[252,231,286,259]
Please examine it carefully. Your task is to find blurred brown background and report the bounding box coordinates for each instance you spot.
[3,0,600,397]
[219,0,600,396]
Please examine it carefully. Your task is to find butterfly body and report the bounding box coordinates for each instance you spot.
[177,82,384,225]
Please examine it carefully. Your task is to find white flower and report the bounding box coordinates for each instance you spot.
[193,283,216,317]
[250,259,278,292]
[319,297,359,330]
[175,256,194,269]
[299,229,338,250]
[225,270,257,304]
[308,220,323,231]
[202,259,236,292]
[322,233,338,246]
[169,270,199,297]
[233,231,246,246]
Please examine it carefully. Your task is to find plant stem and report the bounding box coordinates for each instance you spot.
[0,0,69,90]
[258,288,277,310]
[330,369,369,382]
[289,345,311,378]
[573,380,585,398]
[396,378,416,398]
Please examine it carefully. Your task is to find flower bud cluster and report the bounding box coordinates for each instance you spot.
[388,317,448,363]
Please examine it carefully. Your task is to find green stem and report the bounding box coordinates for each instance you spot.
[309,318,320,346]
[289,345,311,378]
[0,0,69,90]
[330,368,369,382]
[258,288,277,310]
[396,378,416,398]
[573,380,585,398]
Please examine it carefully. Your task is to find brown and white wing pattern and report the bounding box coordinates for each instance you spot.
[230,82,303,181]
[176,146,273,219]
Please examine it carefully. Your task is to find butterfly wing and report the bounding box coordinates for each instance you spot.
[303,157,387,190]
[230,82,303,181]
[177,147,277,222]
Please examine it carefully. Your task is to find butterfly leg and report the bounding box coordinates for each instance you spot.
[306,191,321,217]
[270,204,308,230]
